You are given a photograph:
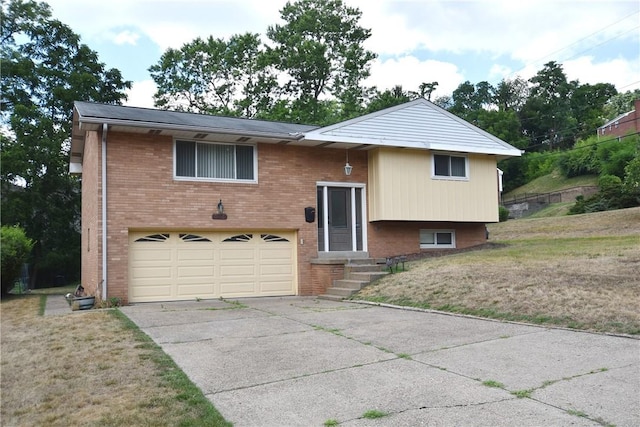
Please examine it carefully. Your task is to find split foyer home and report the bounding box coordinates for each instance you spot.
[69,99,522,304]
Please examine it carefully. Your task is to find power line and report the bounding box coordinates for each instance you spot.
[521,9,640,71]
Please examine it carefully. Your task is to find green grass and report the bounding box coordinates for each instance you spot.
[361,410,389,419]
[482,380,505,389]
[527,202,574,218]
[503,170,598,200]
[324,419,339,426]
[111,310,231,426]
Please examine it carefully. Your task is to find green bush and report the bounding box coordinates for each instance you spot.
[0,226,34,296]
[557,137,600,178]
[498,206,510,222]
[597,138,637,178]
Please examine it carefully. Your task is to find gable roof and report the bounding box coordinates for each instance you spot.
[70,99,521,171]
[302,98,522,158]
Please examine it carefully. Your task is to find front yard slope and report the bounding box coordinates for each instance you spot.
[354,207,640,335]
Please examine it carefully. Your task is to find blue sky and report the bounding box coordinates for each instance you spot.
[45,0,640,109]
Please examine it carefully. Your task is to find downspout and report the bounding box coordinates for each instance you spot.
[101,123,108,300]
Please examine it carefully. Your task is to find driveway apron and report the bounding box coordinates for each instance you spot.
[120,297,640,427]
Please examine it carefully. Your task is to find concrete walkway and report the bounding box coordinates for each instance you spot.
[119,297,639,426]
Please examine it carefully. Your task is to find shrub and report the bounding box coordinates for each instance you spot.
[498,206,510,222]
[557,137,600,178]
[1,226,34,296]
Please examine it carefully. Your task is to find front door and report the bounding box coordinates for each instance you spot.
[328,187,352,251]
[317,185,366,252]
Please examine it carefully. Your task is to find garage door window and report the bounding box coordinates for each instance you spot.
[135,233,169,242]
[175,140,255,182]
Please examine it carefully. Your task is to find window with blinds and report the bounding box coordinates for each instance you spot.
[433,154,468,179]
[175,140,255,181]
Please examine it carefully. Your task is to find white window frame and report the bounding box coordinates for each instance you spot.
[173,139,258,183]
[431,152,469,181]
[316,181,368,253]
[420,229,456,249]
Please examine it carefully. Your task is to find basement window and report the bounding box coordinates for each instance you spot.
[175,140,256,182]
[420,230,456,249]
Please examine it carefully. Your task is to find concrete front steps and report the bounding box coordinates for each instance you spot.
[319,258,388,301]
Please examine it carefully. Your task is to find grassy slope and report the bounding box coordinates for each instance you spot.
[503,169,598,200]
[354,207,640,335]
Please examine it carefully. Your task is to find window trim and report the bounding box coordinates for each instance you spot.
[419,229,456,249]
[431,152,469,181]
[173,139,258,183]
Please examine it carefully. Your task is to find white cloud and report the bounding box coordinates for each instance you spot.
[113,30,140,46]
[564,56,640,91]
[124,80,157,109]
[365,56,464,98]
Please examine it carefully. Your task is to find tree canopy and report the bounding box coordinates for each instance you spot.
[1,0,131,286]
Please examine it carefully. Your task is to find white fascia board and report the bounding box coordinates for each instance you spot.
[428,142,523,157]
[303,133,428,149]
[304,133,522,157]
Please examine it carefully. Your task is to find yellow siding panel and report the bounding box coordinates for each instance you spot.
[369,148,499,222]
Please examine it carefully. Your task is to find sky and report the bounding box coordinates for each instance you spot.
[44,0,640,109]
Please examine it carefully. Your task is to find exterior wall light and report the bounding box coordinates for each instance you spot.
[344,150,352,176]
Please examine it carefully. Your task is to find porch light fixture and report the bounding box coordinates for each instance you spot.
[344,150,353,176]
[212,199,227,220]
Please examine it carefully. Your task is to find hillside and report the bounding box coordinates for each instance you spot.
[355,207,640,335]
[503,169,598,201]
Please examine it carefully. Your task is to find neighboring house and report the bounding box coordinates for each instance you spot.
[70,99,521,304]
[598,99,640,140]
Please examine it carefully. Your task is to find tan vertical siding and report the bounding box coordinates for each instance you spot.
[80,130,101,298]
[368,148,499,222]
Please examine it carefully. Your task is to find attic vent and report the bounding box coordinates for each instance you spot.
[236,136,250,142]
[194,133,208,139]
[278,140,290,145]
[148,129,162,135]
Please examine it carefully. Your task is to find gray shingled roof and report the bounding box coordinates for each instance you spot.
[74,101,318,138]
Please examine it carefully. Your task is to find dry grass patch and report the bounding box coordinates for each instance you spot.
[356,208,640,335]
[1,294,230,426]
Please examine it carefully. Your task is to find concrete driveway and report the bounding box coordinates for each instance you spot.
[120,297,640,426]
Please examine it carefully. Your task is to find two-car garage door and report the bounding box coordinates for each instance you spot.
[129,231,296,303]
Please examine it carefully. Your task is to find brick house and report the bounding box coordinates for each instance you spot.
[598,99,640,140]
[70,99,521,304]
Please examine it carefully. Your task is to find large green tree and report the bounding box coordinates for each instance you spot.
[570,82,617,141]
[1,0,130,287]
[521,61,578,150]
[265,0,376,124]
[149,33,276,117]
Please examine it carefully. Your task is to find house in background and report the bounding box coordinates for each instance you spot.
[69,99,521,304]
[598,99,640,140]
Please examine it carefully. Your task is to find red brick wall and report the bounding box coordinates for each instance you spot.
[310,262,345,295]
[367,221,487,259]
[102,132,368,303]
[599,99,639,139]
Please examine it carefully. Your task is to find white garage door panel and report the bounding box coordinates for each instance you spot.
[178,284,215,296]
[260,280,293,292]
[129,231,296,302]
[131,284,173,298]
